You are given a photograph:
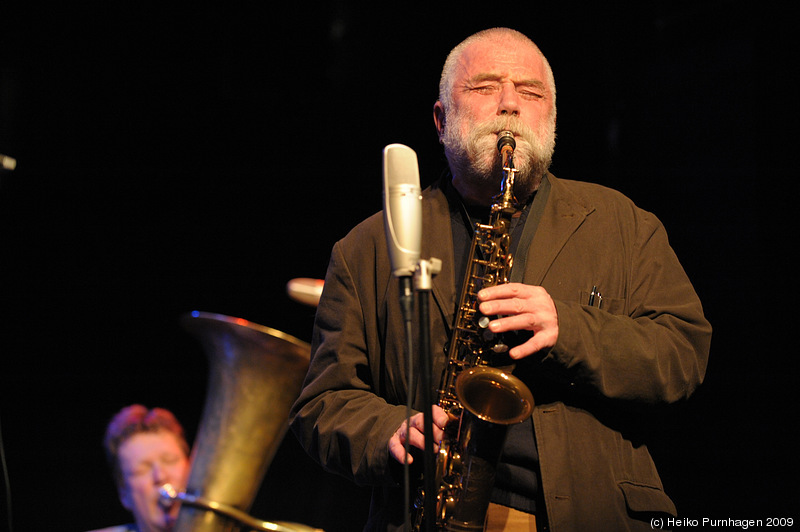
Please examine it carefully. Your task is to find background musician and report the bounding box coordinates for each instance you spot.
[289,27,711,532]
[88,405,190,532]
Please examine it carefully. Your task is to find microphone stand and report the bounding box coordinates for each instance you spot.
[398,273,415,532]
[414,258,440,532]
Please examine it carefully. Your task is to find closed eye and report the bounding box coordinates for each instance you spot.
[518,88,544,100]
[465,76,547,100]
[516,81,546,100]
[469,82,501,95]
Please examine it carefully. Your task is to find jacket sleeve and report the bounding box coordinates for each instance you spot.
[289,237,410,486]
[545,207,712,406]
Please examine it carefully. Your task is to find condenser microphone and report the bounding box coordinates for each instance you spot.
[383,144,422,278]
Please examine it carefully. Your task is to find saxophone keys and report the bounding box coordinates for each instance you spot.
[491,342,509,354]
[476,315,509,352]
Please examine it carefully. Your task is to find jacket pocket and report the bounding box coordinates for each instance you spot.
[617,480,677,517]
[578,290,625,315]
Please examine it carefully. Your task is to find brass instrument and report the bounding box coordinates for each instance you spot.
[416,132,534,531]
[163,311,322,532]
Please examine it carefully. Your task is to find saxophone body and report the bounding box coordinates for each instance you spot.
[416,132,535,531]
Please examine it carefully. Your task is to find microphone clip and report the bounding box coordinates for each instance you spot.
[414,257,442,293]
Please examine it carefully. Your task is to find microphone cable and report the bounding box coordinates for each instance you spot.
[0,410,14,532]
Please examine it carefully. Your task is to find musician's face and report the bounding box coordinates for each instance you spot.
[118,431,190,532]
[435,35,556,203]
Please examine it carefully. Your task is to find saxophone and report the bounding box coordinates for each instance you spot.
[415,131,535,531]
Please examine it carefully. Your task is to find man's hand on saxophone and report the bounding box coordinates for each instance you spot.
[477,283,559,360]
[388,406,450,464]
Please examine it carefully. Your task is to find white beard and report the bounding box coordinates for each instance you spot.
[442,110,556,202]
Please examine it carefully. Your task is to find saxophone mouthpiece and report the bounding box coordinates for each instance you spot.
[496,131,515,153]
[158,483,178,508]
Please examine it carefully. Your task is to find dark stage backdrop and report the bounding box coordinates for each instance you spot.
[0,3,792,531]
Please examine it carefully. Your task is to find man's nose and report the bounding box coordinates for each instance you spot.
[152,464,168,483]
[498,83,520,116]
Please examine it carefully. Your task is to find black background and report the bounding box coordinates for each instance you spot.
[0,2,794,531]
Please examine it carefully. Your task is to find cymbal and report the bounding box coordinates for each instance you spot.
[286,278,324,307]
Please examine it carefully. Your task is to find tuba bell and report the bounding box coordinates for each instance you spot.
[165,311,321,532]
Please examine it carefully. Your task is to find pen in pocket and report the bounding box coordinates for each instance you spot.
[588,285,602,308]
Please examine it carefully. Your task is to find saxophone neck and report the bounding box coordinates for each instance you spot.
[494,131,518,211]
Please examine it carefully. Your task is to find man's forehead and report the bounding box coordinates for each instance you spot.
[455,38,546,83]
[119,431,180,459]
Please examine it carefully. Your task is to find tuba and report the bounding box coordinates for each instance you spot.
[415,132,534,531]
[162,311,322,532]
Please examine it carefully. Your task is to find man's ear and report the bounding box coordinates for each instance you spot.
[118,483,133,512]
[433,101,446,143]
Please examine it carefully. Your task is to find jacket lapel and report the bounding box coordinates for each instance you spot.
[422,183,457,334]
[523,174,595,285]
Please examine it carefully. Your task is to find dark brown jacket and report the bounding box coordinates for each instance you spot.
[290,174,712,531]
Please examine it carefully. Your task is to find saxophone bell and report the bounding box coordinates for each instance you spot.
[447,367,534,530]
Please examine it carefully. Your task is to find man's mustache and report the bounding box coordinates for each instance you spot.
[466,117,542,154]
